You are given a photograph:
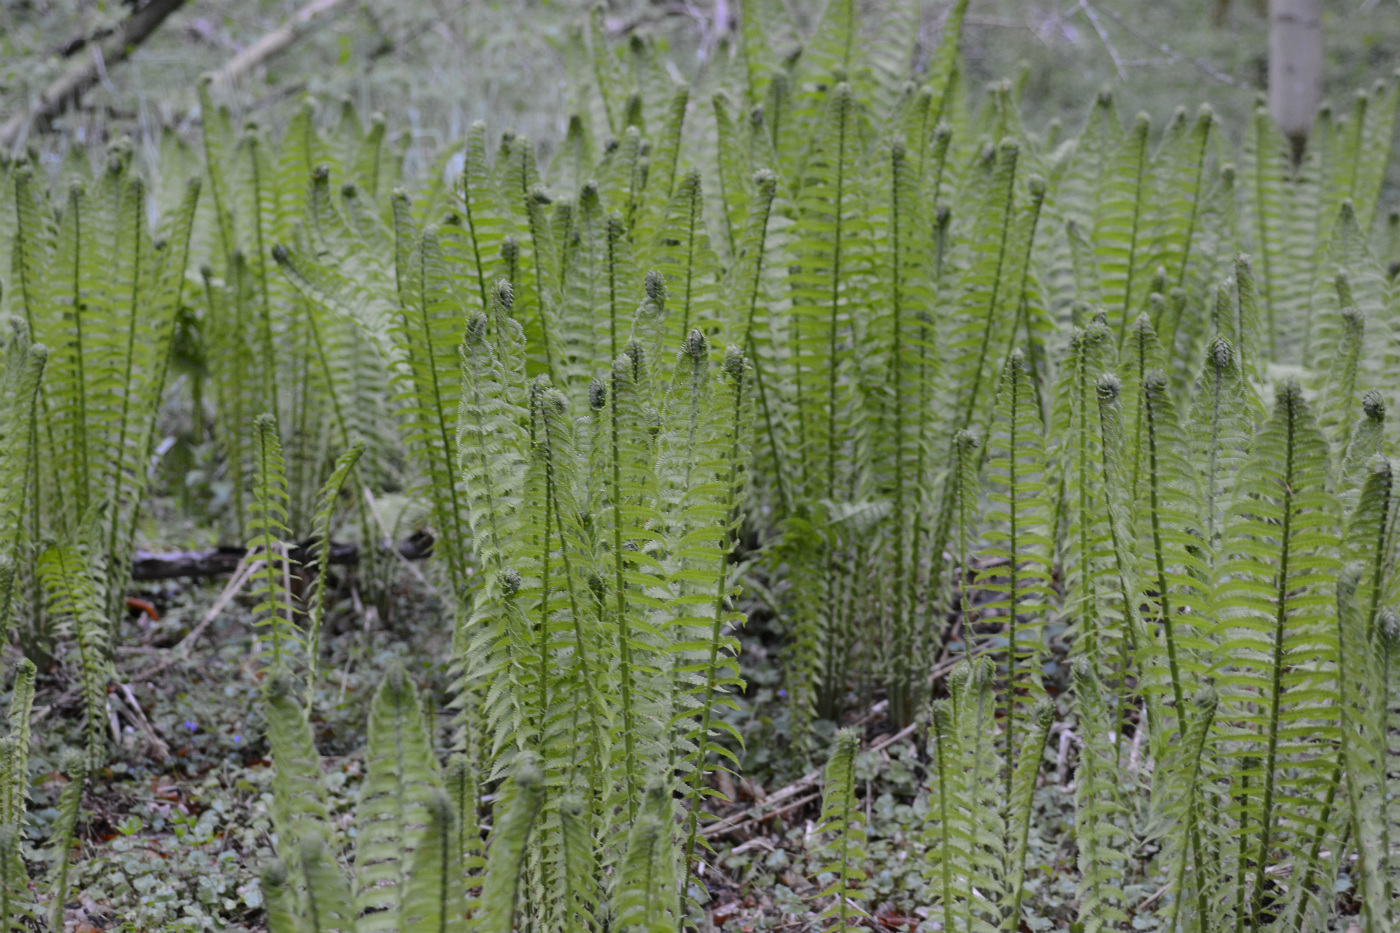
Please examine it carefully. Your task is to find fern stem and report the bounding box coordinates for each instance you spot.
[824,90,849,504]
[608,367,639,822]
[249,139,281,424]
[1143,384,1189,726]
[1250,392,1296,926]
[67,192,92,519]
[103,186,144,621]
[930,708,957,933]
[1003,364,1021,806]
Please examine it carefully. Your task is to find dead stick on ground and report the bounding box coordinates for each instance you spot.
[703,720,921,840]
[1,0,187,149]
[703,656,962,837]
[206,0,355,94]
[115,682,170,759]
[128,560,258,682]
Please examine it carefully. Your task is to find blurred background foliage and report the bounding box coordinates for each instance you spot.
[2,0,1399,174]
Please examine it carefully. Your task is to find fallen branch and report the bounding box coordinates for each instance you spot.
[114,681,171,759]
[206,0,355,94]
[1,0,188,149]
[703,720,921,840]
[127,559,259,682]
[130,530,434,581]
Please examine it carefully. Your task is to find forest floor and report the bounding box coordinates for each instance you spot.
[16,534,1103,933]
[6,2,1399,931]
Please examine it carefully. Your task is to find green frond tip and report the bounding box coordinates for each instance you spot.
[478,754,544,933]
[723,345,747,382]
[1377,606,1400,651]
[1362,389,1385,423]
[1096,372,1122,402]
[685,329,708,361]
[260,860,298,933]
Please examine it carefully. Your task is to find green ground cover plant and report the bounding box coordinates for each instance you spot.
[0,0,1399,930]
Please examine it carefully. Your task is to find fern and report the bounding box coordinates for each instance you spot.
[479,755,544,933]
[1153,687,1219,933]
[676,346,754,877]
[1213,381,1341,928]
[815,727,865,932]
[304,440,364,686]
[36,544,109,766]
[980,351,1053,783]
[1072,660,1130,933]
[613,782,679,933]
[0,827,25,933]
[247,413,301,671]
[355,664,443,931]
[47,751,85,933]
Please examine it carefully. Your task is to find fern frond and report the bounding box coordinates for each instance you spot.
[260,861,299,933]
[398,790,468,933]
[1213,380,1341,926]
[305,441,364,687]
[1004,700,1054,933]
[1072,660,1131,933]
[46,751,84,933]
[815,727,865,933]
[262,668,333,854]
[36,544,108,766]
[355,663,443,931]
[613,782,679,933]
[979,351,1053,778]
[479,755,544,933]
[248,413,302,670]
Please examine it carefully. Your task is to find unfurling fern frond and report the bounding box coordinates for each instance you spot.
[815,728,866,933]
[260,861,299,933]
[305,440,364,686]
[398,791,468,933]
[479,755,544,933]
[247,413,301,672]
[613,782,679,933]
[298,833,359,933]
[36,544,109,766]
[355,663,443,932]
[1072,660,1130,933]
[262,668,333,857]
[1213,380,1341,929]
[47,751,85,933]
[923,665,1002,933]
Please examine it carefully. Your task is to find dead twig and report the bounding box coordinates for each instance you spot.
[206,0,355,94]
[703,720,921,840]
[1075,0,1127,80]
[1089,1,1251,89]
[130,530,434,581]
[1,0,188,149]
[114,682,170,759]
[127,559,258,683]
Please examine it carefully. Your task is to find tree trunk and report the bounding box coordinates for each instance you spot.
[1269,0,1323,158]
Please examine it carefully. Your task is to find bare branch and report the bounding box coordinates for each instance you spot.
[206,0,356,94]
[1,0,187,150]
